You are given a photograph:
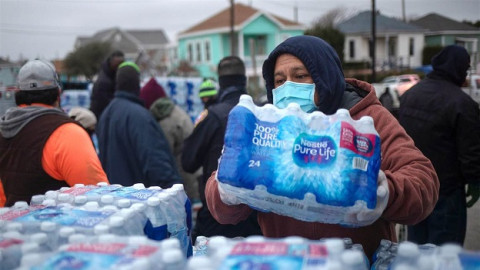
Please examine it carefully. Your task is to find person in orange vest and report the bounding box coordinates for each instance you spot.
[0,59,109,207]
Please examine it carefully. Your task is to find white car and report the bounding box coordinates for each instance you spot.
[462,74,480,104]
[372,74,420,111]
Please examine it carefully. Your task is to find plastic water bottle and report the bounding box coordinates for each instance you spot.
[83,201,100,211]
[93,224,110,235]
[58,227,76,247]
[44,190,59,201]
[42,199,56,207]
[30,195,45,206]
[109,216,128,235]
[144,197,168,240]
[100,194,115,207]
[132,183,146,189]
[5,222,24,233]
[162,248,186,270]
[17,253,47,270]
[73,195,88,207]
[40,221,58,250]
[30,233,51,251]
[390,242,420,270]
[186,256,214,270]
[160,238,181,251]
[194,236,209,256]
[68,233,86,244]
[116,198,132,209]
[118,208,144,235]
[12,201,29,209]
[341,249,368,270]
[56,193,74,206]
[435,244,463,270]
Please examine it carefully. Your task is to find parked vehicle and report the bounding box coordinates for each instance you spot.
[372,74,420,111]
[462,74,480,105]
[0,86,17,116]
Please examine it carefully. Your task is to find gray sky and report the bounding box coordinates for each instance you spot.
[1,0,479,61]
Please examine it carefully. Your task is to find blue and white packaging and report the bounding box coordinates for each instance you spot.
[216,95,381,226]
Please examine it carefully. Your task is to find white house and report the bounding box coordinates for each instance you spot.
[338,11,425,70]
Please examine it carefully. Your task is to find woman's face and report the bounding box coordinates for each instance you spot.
[273,54,319,105]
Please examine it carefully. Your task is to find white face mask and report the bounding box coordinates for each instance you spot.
[272,81,318,112]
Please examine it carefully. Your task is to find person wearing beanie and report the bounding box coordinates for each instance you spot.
[0,59,108,207]
[139,78,200,201]
[182,56,262,243]
[204,36,440,260]
[399,45,480,246]
[97,61,182,188]
[198,79,218,109]
[140,77,167,110]
[90,50,124,119]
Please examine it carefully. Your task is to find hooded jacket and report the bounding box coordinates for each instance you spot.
[399,45,480,195]
[97,91,182,188]
[150,97,199,200]
[0,106,108,206]
[205,35,439,259]
[263,35,346,115]
[182,72,261,240]
[90,60,117,118]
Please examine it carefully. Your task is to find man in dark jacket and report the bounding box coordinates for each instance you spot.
[399,45,480,245]
[182,56,262,242]
[90,50,124,119]
[97,61,182,188]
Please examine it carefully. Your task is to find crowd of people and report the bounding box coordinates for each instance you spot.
[0,36,478,262]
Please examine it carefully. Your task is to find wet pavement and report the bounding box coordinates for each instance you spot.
[464,201,480,250]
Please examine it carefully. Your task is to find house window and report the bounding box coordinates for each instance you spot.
[256,36,266,55]
[187,43,193,62]
[409,38,414,56]
[205,40,211,62]
[196,42,202,62]
[349,40,355,58]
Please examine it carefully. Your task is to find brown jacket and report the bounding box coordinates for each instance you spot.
[205,78,439,259]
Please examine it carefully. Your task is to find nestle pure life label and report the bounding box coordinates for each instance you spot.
[217,95,381,225]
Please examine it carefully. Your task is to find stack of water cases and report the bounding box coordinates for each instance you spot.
[0,183,192,269]
[371,240,480,270]
[217,95,382,226]
[188,236,370,270]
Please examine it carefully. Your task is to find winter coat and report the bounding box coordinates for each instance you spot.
[182,84,262,239]
[97,91,182,188]
[399,45,480,196]
[205,35,438,259]
[150,97,199,200]
[206,79,439,259]
[90,60,117,119]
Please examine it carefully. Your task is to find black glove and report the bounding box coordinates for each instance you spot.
[466,183,480,208]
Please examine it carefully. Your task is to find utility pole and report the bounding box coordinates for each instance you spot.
[294,1,298,23]
[230,0,236,56]
[401,0,406,22]
[371,0,376,82]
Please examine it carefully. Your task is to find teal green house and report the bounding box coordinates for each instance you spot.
[176,3,304,79]
[411,13,480,67]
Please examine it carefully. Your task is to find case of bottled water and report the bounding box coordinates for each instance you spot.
[217,95,381,226]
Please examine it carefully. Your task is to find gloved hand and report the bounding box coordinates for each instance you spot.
[466,183,480,208]
[344,170,390,227]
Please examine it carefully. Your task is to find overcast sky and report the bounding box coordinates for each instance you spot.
[1,0,479,61]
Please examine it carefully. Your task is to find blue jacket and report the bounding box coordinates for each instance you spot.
[97,91,181,188]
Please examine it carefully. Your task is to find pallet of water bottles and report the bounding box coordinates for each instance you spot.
[189,235,371,270]
[0,182,193,269]
[371,239,480,270]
